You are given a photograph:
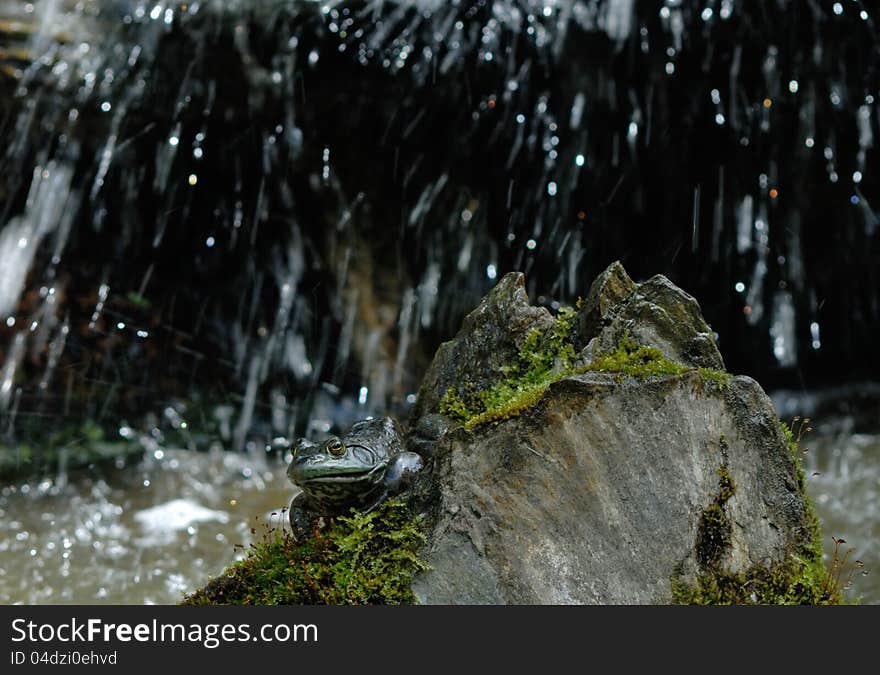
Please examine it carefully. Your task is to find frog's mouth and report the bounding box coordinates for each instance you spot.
[298,461,388,484]
[302,472,371,483]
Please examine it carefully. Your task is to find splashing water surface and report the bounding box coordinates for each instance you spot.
[0,448,291,604]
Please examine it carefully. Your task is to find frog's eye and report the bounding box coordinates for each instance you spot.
[326,438,345,457]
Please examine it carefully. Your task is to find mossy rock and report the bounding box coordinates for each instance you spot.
[411,272,554,422]
[440,324,731,432]
[426,262,729,433]
[408,266,835,604]
[183,265,838,605]
[580,265,725,371]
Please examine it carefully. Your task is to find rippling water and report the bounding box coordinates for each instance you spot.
[804,432,879,604]
[0,449,292,604]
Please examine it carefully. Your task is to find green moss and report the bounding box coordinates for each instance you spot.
[671,555,836,605]
[181,498,428,605]
[716,464,735,501]
[582,337,690,380]
[458,387,549,431]
[780,420,824,562]
[781,420,808,493]
[439,387,471,422]
[439,306,580,431]
[694,466,736,568]
[697,367,733,392]
[439,317,728,431]
[672,429,841,605]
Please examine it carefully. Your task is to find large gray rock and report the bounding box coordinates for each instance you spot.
[410,263,810,604]
[413,372,809,603]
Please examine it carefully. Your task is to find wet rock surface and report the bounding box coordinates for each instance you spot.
[575,261,725,370]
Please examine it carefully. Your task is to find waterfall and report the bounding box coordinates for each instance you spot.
[0,0,878,450]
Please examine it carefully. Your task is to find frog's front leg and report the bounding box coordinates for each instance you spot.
[362,452,423,513]
[288,492,319,538]
[362,451,424,513]
[384,451,423,494]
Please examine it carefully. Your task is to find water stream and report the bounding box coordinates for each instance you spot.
[805,432,878,603]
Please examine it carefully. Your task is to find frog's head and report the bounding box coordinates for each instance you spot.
[286,417,404,511]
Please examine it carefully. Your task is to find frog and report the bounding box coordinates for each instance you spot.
[286,416,425,530]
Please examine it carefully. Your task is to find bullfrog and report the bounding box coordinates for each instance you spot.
[287,416,425,524]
